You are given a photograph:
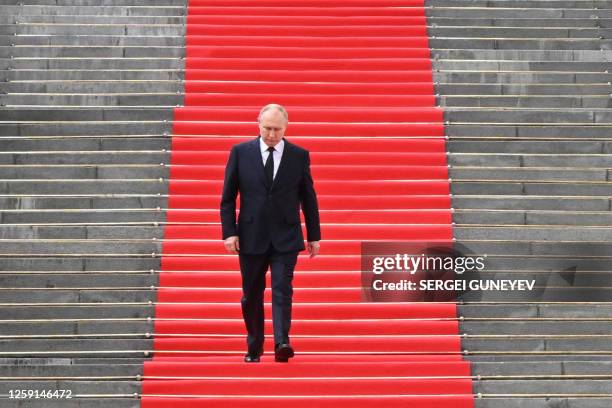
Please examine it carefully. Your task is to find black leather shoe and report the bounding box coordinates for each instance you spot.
[244,353,260,363]
[274,343,294,362]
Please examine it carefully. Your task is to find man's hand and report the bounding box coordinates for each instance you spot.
[224,236,240,254]
[307,241,320,258]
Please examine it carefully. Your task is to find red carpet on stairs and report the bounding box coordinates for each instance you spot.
[141,0,474,406]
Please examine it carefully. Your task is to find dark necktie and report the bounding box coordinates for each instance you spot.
[264,146,275,187]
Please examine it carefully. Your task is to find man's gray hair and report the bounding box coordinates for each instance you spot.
[258,103,288,123]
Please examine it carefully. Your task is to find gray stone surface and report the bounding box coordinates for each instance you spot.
[435,0,612,398]
[0,2,177,403]
[0,0,611,405]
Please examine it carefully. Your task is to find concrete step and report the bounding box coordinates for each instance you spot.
[0,289,155,304]
[4,82,182,93]
[0,257,161,272]
[0,237,606,257]
[0,253,612,273]
[3,179,606,197]
[2,69,184,81]
[451,167,609,181]
[0,279,607,303]
[1,45,184,58]
[0,27,602,42]
[463,322,612,336]
[449,153,612,167]
[451,181,612,196]
[0,399,137,408]
[1,195,606,214]
[0,254,606,272]
[1,271,604,290]
[2,5,183,16]
[0,318,154,336]
[0,137,171,151]
[0,225,164,239]
[1,17,609,29]
[462,255,612,272]
[453,196,611,211]
[461,337,612,354]
[429,0,611,7]
[448,140,610,154]
[460,289,612,303]
[476,398,612,408]
[1,0,606,7]
[0,379,140,393]
[0,305,152,320]
[0,302,604,320]
[433,60,611,72]
[471,356,612,363]
[445,108,612,124]
[455,210,612,226]
[0,35,184,46]
[0,122,172,136]
[5,94,611,109]
[0,108,175,121]
[0,166,170,179]
[3,0,185,5]
[429,8,612,19]
[0,209,165,223]
[0,151,168,165]
[562,360,612,374]
[474,379,612,395]
[455,240,612,256]
[0,195,169,211]
[429,27,602,38]
[0,57,183,70]
[429,38,605,50]
[438,84,612,96]
[470,360,571,376]
[4,24,185,36]
[1,357,146,365]
[4,12,608,26]
[3,107,611,125]
[441,96,611,108]
[1,94,182,106]
[5,79,609,94]
[0,273,156,287]
[429,17,607,28]
[459,304,612,318]
[3,164,609,182]
[435,72,612,84]
[6,94,609,109]
[0,362,142,376]
[454,226,612,240]
[10,16,185,24]
[447,125,612,138]
[431,49,610,63]
[0,180,167,194]
[0,241,159,255]
[3,164,608,181]
[0,24,604,39]
[0,289,155,303]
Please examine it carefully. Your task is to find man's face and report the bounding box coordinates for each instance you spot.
[259,109,287,147]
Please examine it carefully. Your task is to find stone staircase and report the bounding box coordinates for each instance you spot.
[431,0,612,406]
[0,1,182,406]
[0,0,611,407]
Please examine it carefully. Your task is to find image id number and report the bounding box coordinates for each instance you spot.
[9,389,72,399]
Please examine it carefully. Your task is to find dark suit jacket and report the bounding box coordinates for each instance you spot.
[220,137,321,254]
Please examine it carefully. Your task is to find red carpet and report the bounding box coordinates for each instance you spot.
[141,0,474,406]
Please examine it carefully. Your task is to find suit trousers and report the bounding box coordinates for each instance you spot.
[238,244,299,355]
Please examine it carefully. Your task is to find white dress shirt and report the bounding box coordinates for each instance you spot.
[259,137,284,180]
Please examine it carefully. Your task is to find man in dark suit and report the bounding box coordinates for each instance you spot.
[220,104,321,363]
